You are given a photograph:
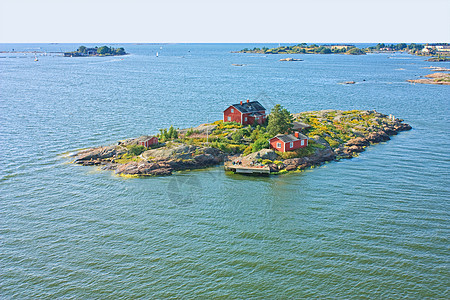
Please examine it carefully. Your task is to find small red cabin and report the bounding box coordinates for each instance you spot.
[138,136,158,148]
[269,132,308,152]
[223,99,266,125]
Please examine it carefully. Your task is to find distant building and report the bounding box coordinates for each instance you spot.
[137,136,158,148]
[423,44,450,53]
[269,132,308,152]
[292,121,311,131]
[85,48,97,55]
[324,45,354,50]
[63,47,98,57]
[223,100,266,125]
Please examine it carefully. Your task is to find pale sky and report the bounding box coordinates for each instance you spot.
[1,0,449,43]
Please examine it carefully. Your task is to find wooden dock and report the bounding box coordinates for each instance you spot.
[224,163,271,175]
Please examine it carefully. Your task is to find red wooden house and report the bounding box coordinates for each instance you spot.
[137,136,158,148]
[269,132,308,152]
[223,99,266,125]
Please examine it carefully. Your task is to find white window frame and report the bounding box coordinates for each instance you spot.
[227,116,231,121]
[276,142,281,148]
[231,108,234,113]
[301,140,304,146]
[290,142,293,148]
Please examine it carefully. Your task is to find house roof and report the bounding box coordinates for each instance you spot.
[271,132,308,143]
[230,101,266,113]
[292,121,311,130]
[137,135,157,142]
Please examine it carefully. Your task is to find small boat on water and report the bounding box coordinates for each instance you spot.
[34,54,38,61]
[156,52,159,57]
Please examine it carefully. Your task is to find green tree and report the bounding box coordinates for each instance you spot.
[115,47,125,55]
[158,128,169,142]
[77,46,87,53]
[320,47,332,54]
[267,104,294,136]
[168,125,178,139]
[347,48,366,55]
[397,43,407,50]
[97,46,111,55]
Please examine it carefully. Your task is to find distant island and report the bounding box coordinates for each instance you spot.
[234,43,450,59]
[64,45,127,57]
[234,44,366,55]
[73,104,411,177]
[427,56,450,62]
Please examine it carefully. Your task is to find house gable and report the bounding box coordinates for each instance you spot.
[269,132,308,152]
[224,100,266,125]
[223,105,243,123]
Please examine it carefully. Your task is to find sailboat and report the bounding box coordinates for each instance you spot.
[34,54,38,61]
[156,52,159,57]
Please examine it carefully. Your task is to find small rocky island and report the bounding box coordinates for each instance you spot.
[407,72,450,85]
[279,58,303,61]
[73,109,412,177]
[426,56,450,62]
[64,45,127,57]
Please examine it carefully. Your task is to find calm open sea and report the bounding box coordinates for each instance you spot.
[1,43,449,298]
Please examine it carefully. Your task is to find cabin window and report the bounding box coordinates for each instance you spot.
[231,108,234,113]
[244,117,247,122]
[276,142,281,148]
[227,116,231,121]
[301,140,305,146]
[290,142,293,148]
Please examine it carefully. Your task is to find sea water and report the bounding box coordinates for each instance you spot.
[0,43,449,298]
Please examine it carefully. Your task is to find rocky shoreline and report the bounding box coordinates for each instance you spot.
[407,72,450,85]
[72,110,412,177]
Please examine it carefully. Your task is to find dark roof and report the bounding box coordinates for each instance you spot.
[292,121,311,130]
[271,132,308,143]
[137,135,157,142]
[230,101,266,113]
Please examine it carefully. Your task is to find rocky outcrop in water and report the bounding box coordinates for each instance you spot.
[74,141,225,177]
[279,58,303,61]
[73,110,412,176]
[407,72,450,85]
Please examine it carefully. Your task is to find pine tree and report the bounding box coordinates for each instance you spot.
[267,104,294,136]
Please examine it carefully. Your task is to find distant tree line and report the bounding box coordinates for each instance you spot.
[365,43,424,53]
[238,44,365,55]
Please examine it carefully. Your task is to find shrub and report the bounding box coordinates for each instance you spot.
[115,153,142,164]
[309,140,326,149]
[186,128,194,137]
[275,146,315,159]
[243,145,253,156]
[252,138,269,153]
[231,130,243,143]
[324,137,340,149]
[210,141,245,154]
[127,144,146,156]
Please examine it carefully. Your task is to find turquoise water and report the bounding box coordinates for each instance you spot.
[1,44,449,298]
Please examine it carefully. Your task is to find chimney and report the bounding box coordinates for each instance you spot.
[294,132,299,138]
[240,100,243,105]
[247,99,250,103]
